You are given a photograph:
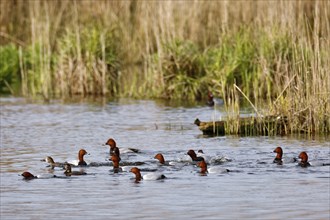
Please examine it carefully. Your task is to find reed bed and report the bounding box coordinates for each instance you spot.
[0,0,329,135]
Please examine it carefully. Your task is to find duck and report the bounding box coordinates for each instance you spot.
[298,151,311,167]
[273,147,297,165]
[297,151,330,167]
[197,160,230,174]
[273,147,283,165]
[21,172,37,180]
[105,138,139,157]
[68,149,89,166]
[154,153,166,165]
[187,149,205,162]
[206,91,224,107]
[111,154,123,173]
[105,138,121,159]
[154,153,177,166]
[64,163,87,176]
[21,171,56,180]
[130,167,166,182]
[41,156,68,168]
[77,149,89,166]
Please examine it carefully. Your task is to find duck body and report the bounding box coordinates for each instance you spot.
[273,147,297,165]
[21,172,37,180]
[21,172,56,180]
[187,150,205,162]
[111,154,123,173]
[120,148,140,154]
[105,138,121,161]
[41,156,68,168]
[143,172,166,181]
[197,160,230,174]
[154,153,177,166]
[105,138,140,156]
[130,167,166,182]
[64,163,87,176]
[207,166,230,174]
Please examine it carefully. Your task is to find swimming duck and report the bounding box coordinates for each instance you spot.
[154,153,166,165]
[207,91,224,107]
[105,138,120,155]
[273,147,297,165]
[197,160,230,174]
[64,163,87,176]
[105,138,139,157]
[21,172,37,180]
[41,156,68,168]
[111,154,123,173]
[187,149,231,164]
[298,151,311,167]
[154,153,177,166]
[273,147,283,165]
[67,149,89,166]
[78,149,89,166]
[130,167,166,182]
[21,171,56,180]
[187,150,205,162]
[297,151,330,167]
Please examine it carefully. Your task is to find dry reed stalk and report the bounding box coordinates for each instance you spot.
[0,0,329,134]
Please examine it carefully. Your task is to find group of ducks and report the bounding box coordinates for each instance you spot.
[21,138,328,181]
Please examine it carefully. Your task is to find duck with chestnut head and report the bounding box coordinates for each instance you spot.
[273,147,283,165]
[21,172,37,180]
[197,160,230,175]
[78,149,89,166]
[187,150,205,162]
[130,167,166,182]
[298,151,311,167]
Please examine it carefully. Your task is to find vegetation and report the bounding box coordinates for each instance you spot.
[0,0,329,135]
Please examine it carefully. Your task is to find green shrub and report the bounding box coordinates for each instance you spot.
[0,44,20,94]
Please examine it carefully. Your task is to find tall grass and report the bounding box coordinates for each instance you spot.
[0,0,329,134]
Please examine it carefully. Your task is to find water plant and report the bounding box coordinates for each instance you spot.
[0,0,329,135]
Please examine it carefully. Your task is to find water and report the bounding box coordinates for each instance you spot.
[1,97,329,220]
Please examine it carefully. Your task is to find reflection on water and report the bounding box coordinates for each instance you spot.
[0,97,329,219]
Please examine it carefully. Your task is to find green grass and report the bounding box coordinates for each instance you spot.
[0,1,329,135]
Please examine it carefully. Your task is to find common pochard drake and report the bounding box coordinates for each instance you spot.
[130,167,166,182]
[64,163,87,176]
[154,153,166,164]
[187,150,205,162]
[78,149,89,166]
[298,152,311,167]
[105,138,139,156]
[111,154,123,173]
[41,156,68,168]
[21,172,37,180]
[273,147,297,164]
[154,153,177,166]
[105,138,121,159]
[21,171,56,180]
[197,160,230,174]
[273,147,283,165]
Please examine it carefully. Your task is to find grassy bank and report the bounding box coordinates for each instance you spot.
[0,0,329,135]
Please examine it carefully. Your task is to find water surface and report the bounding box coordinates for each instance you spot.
[1,97,329,219]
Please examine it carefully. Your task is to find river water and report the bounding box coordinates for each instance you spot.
[0,97,329,220]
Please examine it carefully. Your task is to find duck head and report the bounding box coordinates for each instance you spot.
[154,153,165,164]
